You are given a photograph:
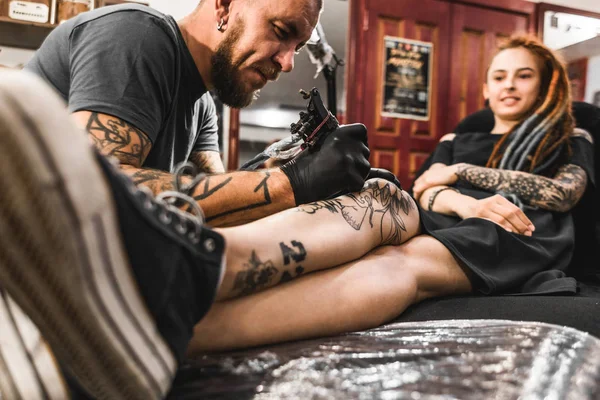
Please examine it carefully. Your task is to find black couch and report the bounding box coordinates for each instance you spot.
[400,101,600,337]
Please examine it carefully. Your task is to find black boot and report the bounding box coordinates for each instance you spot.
[0,70,225,399]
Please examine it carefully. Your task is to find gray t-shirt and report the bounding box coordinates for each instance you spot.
[25,4,219,172]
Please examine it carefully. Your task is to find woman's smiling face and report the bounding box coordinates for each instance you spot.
[484,47,543,123]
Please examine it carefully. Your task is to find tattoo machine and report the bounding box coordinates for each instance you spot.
[240,88,340,171]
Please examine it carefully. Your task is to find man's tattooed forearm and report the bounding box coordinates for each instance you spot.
[130,166,224,199]
[205,172,273,222]
[193,175,233,201]
[130,169,176,193]
[297,181,415,245]
[456,164,587,212]
[86,112,151,167]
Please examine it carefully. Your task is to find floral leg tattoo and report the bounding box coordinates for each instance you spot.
[297,180,415,245]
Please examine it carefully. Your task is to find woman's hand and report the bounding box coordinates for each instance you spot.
[455,194,535,236]
[413,164,461,200]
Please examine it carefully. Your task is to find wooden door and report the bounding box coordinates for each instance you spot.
[446,4,529,131]
[347,0,452,188]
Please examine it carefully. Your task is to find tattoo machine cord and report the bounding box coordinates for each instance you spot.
[240,88,340,171]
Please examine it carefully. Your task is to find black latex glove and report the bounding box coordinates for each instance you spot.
[366,168,402,190]
[280,123,370,205]
[322,168,402,200]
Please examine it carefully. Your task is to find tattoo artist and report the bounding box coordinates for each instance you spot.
[24,0,393,227]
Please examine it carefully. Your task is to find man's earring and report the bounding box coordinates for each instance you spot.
[217,18,225,32]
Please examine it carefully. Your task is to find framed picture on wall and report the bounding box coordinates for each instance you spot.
[380,36,433,121]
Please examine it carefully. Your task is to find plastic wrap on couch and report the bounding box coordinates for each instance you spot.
[170,320,600,399]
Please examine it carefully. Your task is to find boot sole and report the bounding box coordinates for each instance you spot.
[0,71,176,399]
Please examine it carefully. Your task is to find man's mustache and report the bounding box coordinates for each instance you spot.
[253,64,281,81]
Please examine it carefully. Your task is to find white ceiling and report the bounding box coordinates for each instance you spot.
[542,11,600,49]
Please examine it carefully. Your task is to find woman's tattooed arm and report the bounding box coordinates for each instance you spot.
[455,163,588,212]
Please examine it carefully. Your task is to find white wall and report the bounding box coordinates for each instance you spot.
[542,11,600,50]
[584,55,600,105]
[560,35,600,61]
[148,0,197,20]
[527,0,600,14]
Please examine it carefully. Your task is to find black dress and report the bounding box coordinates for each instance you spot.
[418,132,595,295]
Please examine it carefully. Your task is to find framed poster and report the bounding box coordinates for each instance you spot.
[381,36,433,121]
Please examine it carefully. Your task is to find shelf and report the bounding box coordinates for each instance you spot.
[0,16,55,49]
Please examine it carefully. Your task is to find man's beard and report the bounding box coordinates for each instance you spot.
[211,19,260,108]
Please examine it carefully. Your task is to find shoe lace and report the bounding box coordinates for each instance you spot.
[126,161,206,244]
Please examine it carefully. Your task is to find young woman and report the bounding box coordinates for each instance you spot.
[188,35,594,353]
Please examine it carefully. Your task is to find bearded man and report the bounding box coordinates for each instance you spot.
[25,0,372,226]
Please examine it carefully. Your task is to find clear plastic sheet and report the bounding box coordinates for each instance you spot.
[170,320,600,399]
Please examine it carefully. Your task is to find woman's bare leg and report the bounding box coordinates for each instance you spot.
[188,235,472,355]
[214,178,421,300]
